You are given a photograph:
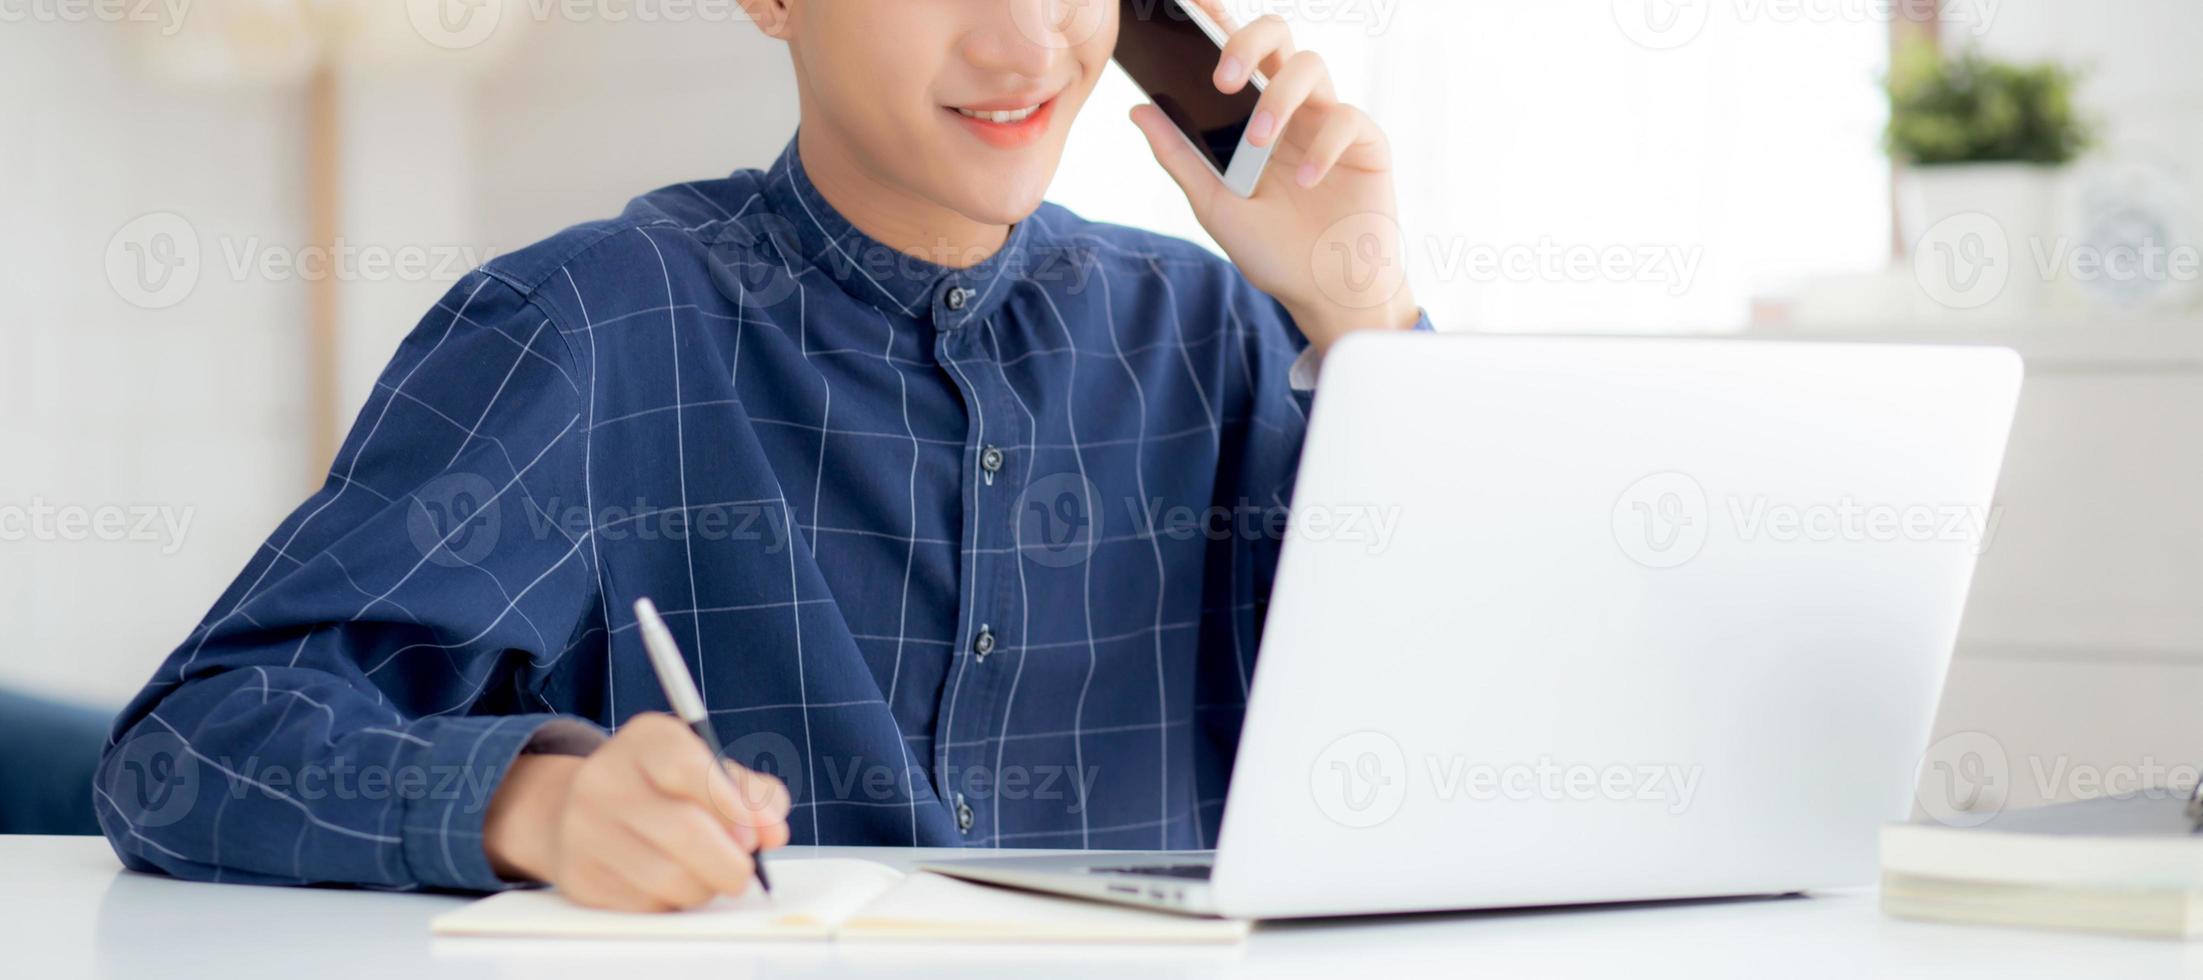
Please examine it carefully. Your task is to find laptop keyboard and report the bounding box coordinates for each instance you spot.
[1084,863,1214,880]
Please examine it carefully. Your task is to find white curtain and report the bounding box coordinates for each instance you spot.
[1054,0,1893,332]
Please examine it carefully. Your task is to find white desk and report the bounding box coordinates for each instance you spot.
[5,836,2199,979]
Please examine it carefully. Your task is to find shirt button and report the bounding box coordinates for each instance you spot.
[945,285,972,311]
[955,793,975,833]
[980,445,1005,475]
[973,625,996,660]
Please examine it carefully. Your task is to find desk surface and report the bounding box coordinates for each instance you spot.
[5,836,2200,979]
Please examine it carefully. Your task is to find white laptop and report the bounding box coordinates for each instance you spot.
[924,333,2024,920]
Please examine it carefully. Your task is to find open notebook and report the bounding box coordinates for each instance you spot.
[433,858,1250,944]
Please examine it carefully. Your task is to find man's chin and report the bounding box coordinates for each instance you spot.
[953,189,1050,230]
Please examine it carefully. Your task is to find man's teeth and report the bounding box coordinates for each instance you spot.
[957,104,1042,124]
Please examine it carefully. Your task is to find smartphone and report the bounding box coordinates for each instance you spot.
[1113,0,1272,198]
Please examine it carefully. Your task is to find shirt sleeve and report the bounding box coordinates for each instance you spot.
[1287,311,1438,391]
[93,271,606,893]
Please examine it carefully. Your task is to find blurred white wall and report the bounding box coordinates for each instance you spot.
[0,20,311,706]
[1913,0,2203,814]
[0,12,799,706]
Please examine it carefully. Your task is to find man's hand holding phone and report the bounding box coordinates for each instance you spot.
[483,713,792,912]
[1128,0,1419,353]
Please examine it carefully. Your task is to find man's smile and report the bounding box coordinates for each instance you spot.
[945,91,1063,149]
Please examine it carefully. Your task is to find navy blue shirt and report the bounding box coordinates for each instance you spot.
[95,138,1413,893]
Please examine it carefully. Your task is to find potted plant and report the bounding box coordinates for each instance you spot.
[1886,39,2094,314]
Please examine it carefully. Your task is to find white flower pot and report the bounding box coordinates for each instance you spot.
[1899,163,2064,319]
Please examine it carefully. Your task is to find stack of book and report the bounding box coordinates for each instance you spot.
[1882,792,2203,938]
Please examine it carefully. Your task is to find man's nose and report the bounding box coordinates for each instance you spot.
[963,0,1077,79]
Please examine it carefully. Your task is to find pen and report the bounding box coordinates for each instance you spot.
[632,597,774,895]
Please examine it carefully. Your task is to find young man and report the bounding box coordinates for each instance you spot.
[96,0,1424,911]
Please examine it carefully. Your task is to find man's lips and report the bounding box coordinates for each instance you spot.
[945,94,1060,150]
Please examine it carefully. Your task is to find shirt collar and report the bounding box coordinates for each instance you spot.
[757,135,1032,327]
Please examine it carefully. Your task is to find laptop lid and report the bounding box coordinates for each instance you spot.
[1211,334,2023,919]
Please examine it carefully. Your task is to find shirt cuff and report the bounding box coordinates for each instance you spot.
[1289,311,1436,392]
[395,713,601,893]
[522,717,611,757]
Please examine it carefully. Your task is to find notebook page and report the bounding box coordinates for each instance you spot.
[838,871,1251,943]
[432,858,904,940]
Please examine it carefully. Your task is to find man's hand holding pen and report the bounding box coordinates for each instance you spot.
[484,714,792,912]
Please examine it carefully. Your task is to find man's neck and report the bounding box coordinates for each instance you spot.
[796,126,1010,271]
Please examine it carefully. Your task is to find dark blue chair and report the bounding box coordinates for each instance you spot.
[0,689,112,835]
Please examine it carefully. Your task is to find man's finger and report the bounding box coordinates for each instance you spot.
[630,719,741,808]
[586,821,718,910]
[1245,49,1335,151]
[565,857,670,913]
[625,799,759,898]
[1131,104,1224,216]
[1214,15,1295,94]
[723,762,794,830]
